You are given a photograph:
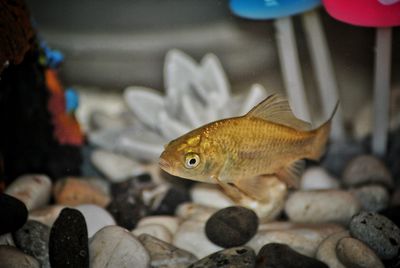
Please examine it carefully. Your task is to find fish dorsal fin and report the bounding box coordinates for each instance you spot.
[246,94,312,131]
[276,160,305,189]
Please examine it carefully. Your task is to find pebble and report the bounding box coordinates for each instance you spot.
[176,202,218,221]
[0,233,15,246]
[5,174,52,211]
[0,193,28,235]
[75,204,116,237]
[139,234,198,268]
[342,155,393,188]
[349,211,400,260]
[190,183,235,209]
[137,216,180,235]
[285,190,361,225]
[350,184,389,212]
[89,225,150,268]
[247,223,344,256]
[53,177,110,207]
[336,237,384,268]
[301,167,340,190]
[106,189,148,230]
[28,205,65,227]
[91,149,144,182]
[49,208,89,267]
[149,185,191,215]
[315,231,349,268]
[205,206,259,248]
[188,246,255,268]
[321,139,365,177]
[132,224,172,243]
[173,219,222,259]
[256,243,328,268]
[13,220,50,268]
[0,245,40,268]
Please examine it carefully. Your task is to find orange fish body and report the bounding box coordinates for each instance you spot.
[159,94,337,201]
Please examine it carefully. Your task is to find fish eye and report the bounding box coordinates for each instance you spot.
[184,153,200,169]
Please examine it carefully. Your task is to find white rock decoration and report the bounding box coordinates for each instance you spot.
[91,149,145,182]
[315,230,350,268]
[88,49,268,162]
[29,205,66,227]
[300,167,340,190]
[89,226,150,268]
[190,183,235,209]
[136,216,180,235]
[75,204,116,238]
[5,174,52,211]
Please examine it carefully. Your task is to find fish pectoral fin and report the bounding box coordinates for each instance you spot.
[214,177,245,203]
[276,160,305,189]
[245,94,312,131]
[234,175,276,201]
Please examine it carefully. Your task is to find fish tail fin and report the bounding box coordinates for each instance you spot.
[308,101,339,160]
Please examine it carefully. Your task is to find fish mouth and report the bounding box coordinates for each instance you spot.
[159,157,171,172]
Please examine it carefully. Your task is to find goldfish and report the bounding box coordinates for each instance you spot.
[159,94,338,202]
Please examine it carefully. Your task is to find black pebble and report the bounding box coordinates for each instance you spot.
[188,246,255,268]
[49,208,89,268]
[255,243,328,268]
[0,193,28,235]
[151,186,191,215]
[205,206,258,248]
[13,220,51,268]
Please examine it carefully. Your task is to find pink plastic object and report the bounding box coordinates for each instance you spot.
[323,0,400,27]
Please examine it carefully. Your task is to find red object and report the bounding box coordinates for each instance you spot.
[323,0,400,27]
[45,70,84,146]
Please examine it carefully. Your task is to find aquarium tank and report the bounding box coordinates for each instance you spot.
[0,0,399,267]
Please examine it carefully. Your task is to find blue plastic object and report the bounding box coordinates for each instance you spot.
[40,41,64,68]
[229,0,320,19]
[65,88,79,113]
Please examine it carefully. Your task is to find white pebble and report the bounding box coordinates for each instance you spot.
[137,216,180,235]
[301,167,340,190]
[190,183,235,209]
[75,204,116,237]
[132,224,172,243]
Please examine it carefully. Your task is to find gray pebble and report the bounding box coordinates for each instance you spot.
[139,234,197,268]
[13,220,50,268]
[188,246,255,268]
[0,245,40,267]
[343,155,393,188]
[336,237,384,268]
[349,212,400,260]
[350,185,389,212]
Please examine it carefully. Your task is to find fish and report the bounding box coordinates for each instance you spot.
[159,94,338,202]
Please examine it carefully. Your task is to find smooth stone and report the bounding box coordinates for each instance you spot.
[137,216,180,235]
[316,231,350,268]
[149,186,191,215]
[49,208,89,267]
[106,189,148,230]
[247,223,345,257]
[75,204,116,237]
[350,185,389,212]
[13,220,50,268]
[0,245,40,267]
[256,243,328,268]
[336,237,384,268]
[132,224,172,243]
[176,202,218,221]
[85,177,111,196]
[205,206,259,248]
[5,174,52,211]
[139,234,197,268]
[285,190,361,225]
[300,167,340,190]
[0,193,28,235]
[190,183,235,209]
[349,211,400,260]
[53,177,111,207]
[91,149,144,182]
[188,246,255,268]
[89,225,150,268]
[173,219,222,259]
[28,205,65,227]
[0,233,15,246]
[342,155,393,188]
